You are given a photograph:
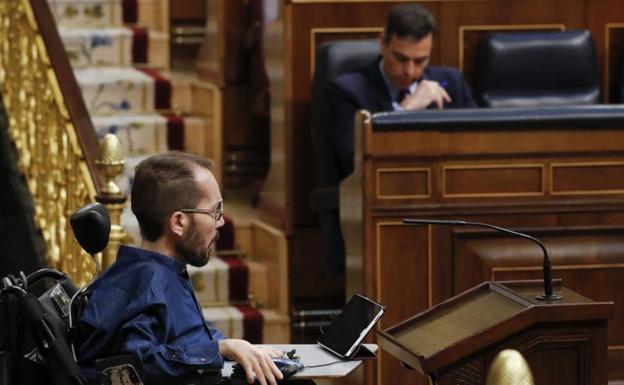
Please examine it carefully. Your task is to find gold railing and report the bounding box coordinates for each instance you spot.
[0,0,124,285]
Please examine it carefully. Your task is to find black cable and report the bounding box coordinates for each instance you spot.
[303,361,343,369]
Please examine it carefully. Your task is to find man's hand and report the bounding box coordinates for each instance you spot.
[400,80,451,110]
[219,339,284,385]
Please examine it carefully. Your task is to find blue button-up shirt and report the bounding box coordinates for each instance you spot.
[77,245,225,383]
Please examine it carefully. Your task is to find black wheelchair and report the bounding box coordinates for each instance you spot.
[0,202,147,385]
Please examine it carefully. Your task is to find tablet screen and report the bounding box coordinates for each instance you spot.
[317,293,385,359]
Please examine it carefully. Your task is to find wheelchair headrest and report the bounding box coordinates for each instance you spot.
[70,202,111,255]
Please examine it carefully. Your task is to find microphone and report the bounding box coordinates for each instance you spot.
[402,218,562,301]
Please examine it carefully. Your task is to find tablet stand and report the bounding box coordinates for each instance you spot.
[349,344,376,360]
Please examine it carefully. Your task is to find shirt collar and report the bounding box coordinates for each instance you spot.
[379,58,421,102]
[117,245,188,276]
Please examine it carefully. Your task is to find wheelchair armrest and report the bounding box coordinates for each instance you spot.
[96,355,144,385]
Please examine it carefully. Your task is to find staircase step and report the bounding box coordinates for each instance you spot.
[60,27,132,67]
[260,310,290,343]
[190,257,230,304]
[189,255,269,305]
[92,113,168,155]
[201,306,289,344]
[49,0,123,28]
[60,27,168,69]
[75,67,155,114]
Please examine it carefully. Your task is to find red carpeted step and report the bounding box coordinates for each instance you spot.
[220,255,249,302]
[217,215,236,251]
[138,68,172,110]
[163,114,184,150]
[235,305,264,344]
[132,27,148,64]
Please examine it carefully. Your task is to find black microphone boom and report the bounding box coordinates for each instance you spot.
[402,218,562,301]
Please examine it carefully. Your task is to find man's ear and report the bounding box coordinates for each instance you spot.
[379,32,387,51]
[168,211,187,237]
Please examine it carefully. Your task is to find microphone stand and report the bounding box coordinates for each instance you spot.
[403,218,562,301]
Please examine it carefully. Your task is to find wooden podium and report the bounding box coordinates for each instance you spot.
[377,280,613,385]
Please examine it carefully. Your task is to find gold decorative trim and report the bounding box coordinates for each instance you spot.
[550,161,624,196]
[458,24,565,72]
[442,163,545,198]
[609,346,624,351]
[604,23,624,103]
[309,27,383,76]
[0,0,99,285]
[376,167,431,200]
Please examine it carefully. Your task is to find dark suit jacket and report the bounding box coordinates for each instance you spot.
[315,58,475,275]
[323,57,477,184]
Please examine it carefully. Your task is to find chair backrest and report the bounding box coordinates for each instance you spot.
[309,39,379,274]
[474,30,601,108]
[614,41,624,103]
[311,39,379,191]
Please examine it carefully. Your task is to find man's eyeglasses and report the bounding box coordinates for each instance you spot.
[180,201,224,222]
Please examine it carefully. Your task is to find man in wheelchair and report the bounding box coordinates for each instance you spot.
[72,152,286,385]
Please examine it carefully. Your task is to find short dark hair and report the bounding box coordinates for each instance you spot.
[384,3,437,44]
[131,152,213,242]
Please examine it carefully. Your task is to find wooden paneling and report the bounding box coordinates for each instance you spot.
[170,0,205,21]
[376,168,430,200]
[586,0,624,101]
[341,111,624,384]
[552,162,624,195]
[376,221,431,385]
[443,164,544,198]
[437,0,584,69]
[453,228,624,346]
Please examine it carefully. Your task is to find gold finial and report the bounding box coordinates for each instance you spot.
[486,350,534,385]
[96,133,124,195]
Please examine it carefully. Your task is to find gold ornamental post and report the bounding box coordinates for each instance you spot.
[95,133,128,270]
[486,350,535,385]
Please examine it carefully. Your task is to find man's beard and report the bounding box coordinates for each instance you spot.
[176,219,219,267]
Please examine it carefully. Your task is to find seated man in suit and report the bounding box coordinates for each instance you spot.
[76,152,284,385]
[319,4,476,275]
[325,3,477,182]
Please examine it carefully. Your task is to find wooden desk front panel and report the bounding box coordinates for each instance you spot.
[361,126,624,385]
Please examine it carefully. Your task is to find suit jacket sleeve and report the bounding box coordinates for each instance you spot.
[459,75,477,108]
[427,67,477,109]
